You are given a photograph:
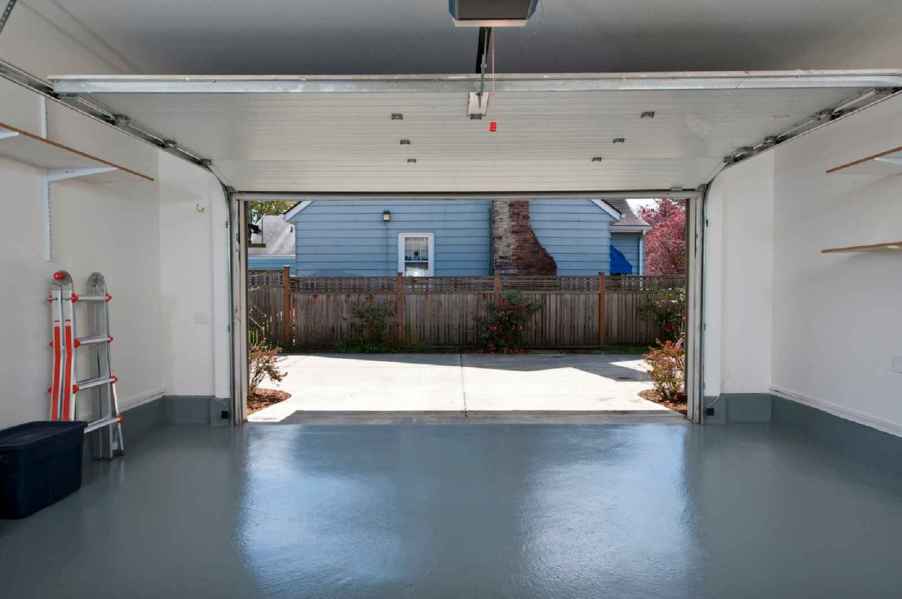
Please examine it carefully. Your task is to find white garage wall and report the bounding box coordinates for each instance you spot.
[0,18,231,425]
[158,153,230,400]
[0,123,231,427]
[703,152,775,397]
[770,94,902,435]
[0,157,59,425]
[0,153,166,425]
[0,10,161,426]
[704,93,902,435]
[50,176,165,421]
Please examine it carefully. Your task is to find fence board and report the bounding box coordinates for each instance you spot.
[248,273,684,350]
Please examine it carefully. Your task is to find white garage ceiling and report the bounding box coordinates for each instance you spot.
[19,0,902,74]
[51,72,901,193]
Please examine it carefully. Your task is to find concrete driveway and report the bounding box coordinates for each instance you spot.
[249,352,674,422]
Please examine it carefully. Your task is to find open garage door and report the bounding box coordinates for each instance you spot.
[47,70,902,423]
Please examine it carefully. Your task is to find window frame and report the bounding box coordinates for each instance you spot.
[397,232,435,277]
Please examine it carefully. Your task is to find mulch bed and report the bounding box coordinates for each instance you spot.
[248,388,291,414]
[639,389,688,416]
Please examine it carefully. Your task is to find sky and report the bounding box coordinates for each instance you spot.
[627,198,659,212]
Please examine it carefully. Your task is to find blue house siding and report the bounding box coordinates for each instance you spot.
[610,232,642,274]
[248,256,294,271]
[290,200,491,276]
[530,200,614,275]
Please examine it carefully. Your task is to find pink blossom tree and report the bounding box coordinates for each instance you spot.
[639,199,687,275]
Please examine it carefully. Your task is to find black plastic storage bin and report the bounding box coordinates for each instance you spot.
[0,421,87,519]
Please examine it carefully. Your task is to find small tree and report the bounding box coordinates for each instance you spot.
[639,199,687,275]
[248,341,286,397]
[478,291,542,353]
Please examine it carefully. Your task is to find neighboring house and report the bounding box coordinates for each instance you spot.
[247,215,295,271]
[248,198,650,276]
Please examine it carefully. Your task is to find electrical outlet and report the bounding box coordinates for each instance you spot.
[892,356,902,374]
[705,407,715,417]
[220,410,230,420]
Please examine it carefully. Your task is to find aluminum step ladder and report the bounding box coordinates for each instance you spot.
[49,270,124,459]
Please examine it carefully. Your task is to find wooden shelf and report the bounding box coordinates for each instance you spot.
[0,122,154,183]
[822,241,902,254]
[827,145,902,176]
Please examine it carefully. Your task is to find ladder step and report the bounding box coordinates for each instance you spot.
[75,295,108,302]
[75,335,112,347]
[75,375,116,392]
[84,415,123,434]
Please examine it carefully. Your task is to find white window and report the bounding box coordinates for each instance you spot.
[398,233,435,277]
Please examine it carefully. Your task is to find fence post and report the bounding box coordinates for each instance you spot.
[494,272,502,303]
[281,266,291,347]
[395,272,405,344]
[597,272,606,346]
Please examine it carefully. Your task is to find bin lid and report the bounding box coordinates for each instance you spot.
[0,421,86,450]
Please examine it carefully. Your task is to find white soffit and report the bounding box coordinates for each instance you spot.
[50,72,902,193]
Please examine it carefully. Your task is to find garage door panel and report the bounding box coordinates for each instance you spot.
[49,73,898,192]
[216,157,713,192]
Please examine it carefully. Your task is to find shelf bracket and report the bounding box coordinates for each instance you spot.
[43,166,118,261]
[48,166,117,183]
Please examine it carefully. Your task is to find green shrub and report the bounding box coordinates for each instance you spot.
[341,297,396,352]
[639,287,686,342]
[643,336,685,402]
[478,291,542,353]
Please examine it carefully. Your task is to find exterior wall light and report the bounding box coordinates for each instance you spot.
[383,210,392,223]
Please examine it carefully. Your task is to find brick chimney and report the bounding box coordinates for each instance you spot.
[491,200,557,275]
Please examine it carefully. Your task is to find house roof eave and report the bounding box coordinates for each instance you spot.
[282,200,313,221]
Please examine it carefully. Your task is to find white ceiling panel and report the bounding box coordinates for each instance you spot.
[49,72,899,192]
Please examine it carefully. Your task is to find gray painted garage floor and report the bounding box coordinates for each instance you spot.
[249,353,665,422]
[2,421,902,598]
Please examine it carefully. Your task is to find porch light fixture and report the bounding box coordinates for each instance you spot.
[407,158,417,164]
[612,137,626,144]
[641,111,656,119]
[400,138,411,145]
[391,113,404,120]
[382,210,392,222]
[591,156,604,162]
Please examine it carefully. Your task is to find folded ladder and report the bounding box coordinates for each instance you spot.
[49,270,124,459]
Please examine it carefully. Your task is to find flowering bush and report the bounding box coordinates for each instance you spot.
[478,291,542,353]
[248,341,286,397]
[639,287,686,342]
[643,336,685,402]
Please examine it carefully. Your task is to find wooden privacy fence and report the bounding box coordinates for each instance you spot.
[247,269,685,350]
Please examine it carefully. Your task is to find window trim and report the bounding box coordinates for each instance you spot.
[397,232,435,277]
